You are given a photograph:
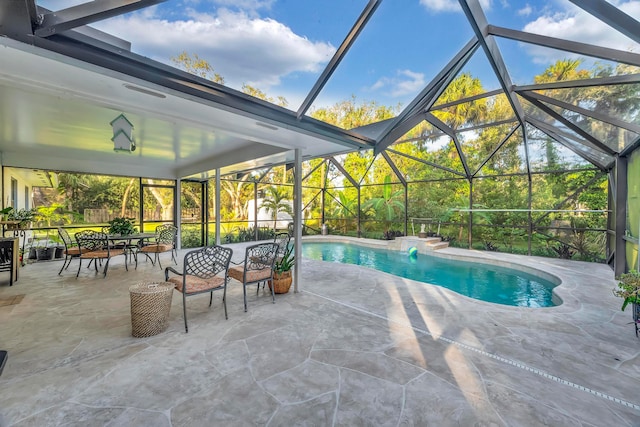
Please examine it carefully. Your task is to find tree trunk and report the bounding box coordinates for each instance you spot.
[121,178,135,217]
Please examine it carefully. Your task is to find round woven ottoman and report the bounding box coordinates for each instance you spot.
[129,281,174,337]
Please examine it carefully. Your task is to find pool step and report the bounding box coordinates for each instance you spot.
[427,240,449,250]
[394,236,449,252]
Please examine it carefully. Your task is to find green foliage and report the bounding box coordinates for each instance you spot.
[36,203,73,226]
[613,270,640,311]
[274,245,295,273]
[180,226,202,248]
[8,208,38,224]
[362,175,405,231]
[224,226,274,244]
[171,51,225,84]
[309,95,398,130]
[108,217,136,235]
[552,243,575,259]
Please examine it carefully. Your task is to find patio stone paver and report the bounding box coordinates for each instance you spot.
[0,239,639,426]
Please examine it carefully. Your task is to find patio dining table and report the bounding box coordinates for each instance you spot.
[75,232,157,274]
[107,232,157,266]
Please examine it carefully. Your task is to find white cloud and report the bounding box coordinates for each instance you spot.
[419,0,491,13]
[92,8,335,90]
[369,69,426,98]
[517,4,532,16]
[522,1,640,64]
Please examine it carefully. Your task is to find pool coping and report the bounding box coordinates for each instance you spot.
[301,235,615,313]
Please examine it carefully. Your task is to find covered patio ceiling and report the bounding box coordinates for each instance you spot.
[0,2,376,180]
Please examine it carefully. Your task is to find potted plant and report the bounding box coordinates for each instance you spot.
[0,207,13,221]
[613,269,640,337]
[269,245,295,294]
[108,217,137,235]
[7,208,37,230]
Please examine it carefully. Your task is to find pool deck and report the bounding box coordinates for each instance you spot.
[0,237,639,426]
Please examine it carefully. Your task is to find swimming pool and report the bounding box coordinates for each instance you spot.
[302,242,560,307]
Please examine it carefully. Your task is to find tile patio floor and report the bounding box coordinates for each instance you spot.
[0,238,638,426]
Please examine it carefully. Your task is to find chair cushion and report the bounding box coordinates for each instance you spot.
[140,244,173,254]
[168,275,225,293]
[229,265,272,283]
[80,249,124,258]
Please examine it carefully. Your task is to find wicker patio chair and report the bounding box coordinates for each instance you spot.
[165,245,233,333]
[228,242,278,312]
[57,228,81,275]
[75,230,127,278]
[139,224,177,269]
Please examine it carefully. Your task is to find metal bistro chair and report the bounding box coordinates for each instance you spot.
[57,228,82,275]
[0,239,15,286]
[165,245,233,333]
[274,232,291,262]
[139,224,177,269]
[75,230,127,278]
[228,242,278,312]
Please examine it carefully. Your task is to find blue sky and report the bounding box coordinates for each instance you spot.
[38,0,640,112]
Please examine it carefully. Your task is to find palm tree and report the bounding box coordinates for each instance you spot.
[331,190,358,234]
[261,186,293,231]
[362,175,404,232]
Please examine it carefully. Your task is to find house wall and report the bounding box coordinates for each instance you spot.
[2,167,32,211]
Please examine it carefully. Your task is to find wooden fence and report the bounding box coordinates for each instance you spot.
[84,208,201,223]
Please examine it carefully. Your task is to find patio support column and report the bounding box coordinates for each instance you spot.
[176,178,181,250]
[320,160,326,231]
[215,169,221,245]
[294,148,302,293]
[614,155,628,277]
[254,181,258,241]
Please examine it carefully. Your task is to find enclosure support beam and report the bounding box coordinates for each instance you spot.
[297,0,381,118]
[528,176,533,256]
[294,148,302,293]
[468,178,473,249]
[215,170,221,245]
[607,170,616,269]
[357,186,362,238]
[614,156,628,277]
[568,0,640,46]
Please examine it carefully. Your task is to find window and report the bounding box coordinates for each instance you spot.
[24,186,29,210]
[10,178,17,208]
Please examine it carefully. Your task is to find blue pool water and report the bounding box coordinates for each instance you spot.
[302,242,559,307]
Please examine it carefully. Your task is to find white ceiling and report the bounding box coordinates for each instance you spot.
[0,38,362,180]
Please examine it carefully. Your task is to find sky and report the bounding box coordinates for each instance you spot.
[38,0,640,113]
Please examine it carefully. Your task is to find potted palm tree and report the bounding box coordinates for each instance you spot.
[613,270,640,337]
[269,245,294,294]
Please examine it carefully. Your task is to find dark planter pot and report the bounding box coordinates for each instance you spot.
[28,247,37,259]
[36,247,54,261]
[633,303,639,338]
[54,246,64,259]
